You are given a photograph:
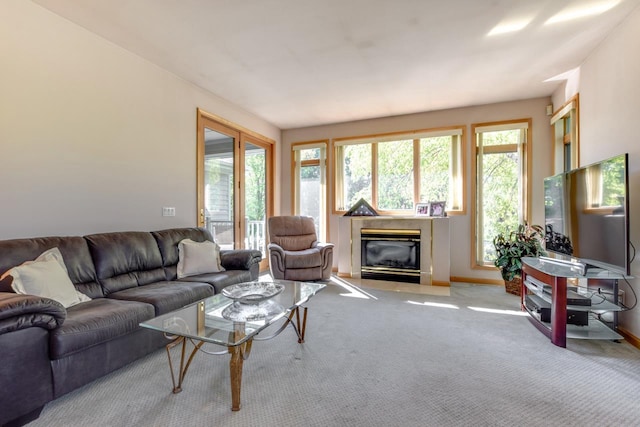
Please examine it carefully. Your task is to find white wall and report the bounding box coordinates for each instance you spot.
[0,1,280,239]
[282,97,553,283]
[553,6,640,338]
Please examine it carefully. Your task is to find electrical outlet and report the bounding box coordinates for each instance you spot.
[162,207,176,217]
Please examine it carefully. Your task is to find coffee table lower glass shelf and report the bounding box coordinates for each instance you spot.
[140,280,325,411]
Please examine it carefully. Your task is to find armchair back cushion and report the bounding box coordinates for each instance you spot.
[267,216,333,281]
[268,216,317,251]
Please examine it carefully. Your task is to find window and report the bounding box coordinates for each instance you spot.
[420,135,464,211]
[292,141,328,240]
[377,139,414,210]
[472,120,531,267]
[333,127,465,214]
[551,94,579,173]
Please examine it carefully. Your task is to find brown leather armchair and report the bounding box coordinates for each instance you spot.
[267,216,334,281]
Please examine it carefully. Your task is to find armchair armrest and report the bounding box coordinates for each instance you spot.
[220,249,262,271]
[0,292,66,334]
[313,241,334,255]
[267,243,286,279]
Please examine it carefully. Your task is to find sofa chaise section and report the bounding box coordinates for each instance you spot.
[0,227,262,427]
[0,293,65,427]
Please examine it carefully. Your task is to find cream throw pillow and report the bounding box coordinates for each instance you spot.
[177,239,225,279]
[0,248,91,308]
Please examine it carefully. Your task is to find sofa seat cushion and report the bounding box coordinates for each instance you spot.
[178,270,254,294]
[50,298,154,360]
[107,281,214,315]
[284,248,322,269]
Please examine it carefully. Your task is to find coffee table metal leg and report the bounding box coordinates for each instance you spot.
[295,306,309,343]
[165,336,205,394]
[229,345,243,411]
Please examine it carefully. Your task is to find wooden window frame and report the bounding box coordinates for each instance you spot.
[291,140,329,241]
[551,94,579,173]
[471,119,532,270]
[331,126,466,216]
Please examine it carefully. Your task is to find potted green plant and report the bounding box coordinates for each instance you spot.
[493,223,546,295]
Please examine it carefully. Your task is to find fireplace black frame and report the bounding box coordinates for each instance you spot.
[360,228,420,283]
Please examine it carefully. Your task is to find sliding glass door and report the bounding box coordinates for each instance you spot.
[198,119,239,250]
[197,110,273,268]
[242,136,272,260]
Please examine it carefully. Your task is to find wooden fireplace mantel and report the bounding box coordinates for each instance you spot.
[337,216,451,286]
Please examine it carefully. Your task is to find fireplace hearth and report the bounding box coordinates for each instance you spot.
[360,228,420,283]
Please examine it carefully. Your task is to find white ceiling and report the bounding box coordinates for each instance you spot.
[32,0,640,129]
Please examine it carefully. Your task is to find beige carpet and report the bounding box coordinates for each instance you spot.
[27,279,640,426]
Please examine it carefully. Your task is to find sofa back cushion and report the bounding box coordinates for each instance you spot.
[0,236,103,298]
[151,228,213,280]
[84,231,166,295]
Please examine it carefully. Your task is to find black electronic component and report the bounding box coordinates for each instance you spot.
[525,294,589,326]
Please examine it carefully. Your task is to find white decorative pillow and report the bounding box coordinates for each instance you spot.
[177,239,225,279]
[0,248,91,308]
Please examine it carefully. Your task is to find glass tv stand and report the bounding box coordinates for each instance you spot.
[521,257,627,348]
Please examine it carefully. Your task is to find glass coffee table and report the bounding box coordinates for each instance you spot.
[140,280,325,411]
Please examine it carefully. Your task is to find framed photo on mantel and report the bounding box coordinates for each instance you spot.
[428,201,446,217]
[415,203,430,216]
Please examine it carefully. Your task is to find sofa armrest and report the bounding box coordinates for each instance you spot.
[220,249,262,271]
[0,292,66,334]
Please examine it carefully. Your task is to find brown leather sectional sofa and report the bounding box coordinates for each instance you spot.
[0,227,261,427]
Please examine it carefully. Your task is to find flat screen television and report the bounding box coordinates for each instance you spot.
[544,153,630,275]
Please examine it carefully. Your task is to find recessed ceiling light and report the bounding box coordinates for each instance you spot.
[545,0,620,24]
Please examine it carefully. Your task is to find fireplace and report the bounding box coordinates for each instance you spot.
[360,228,420,283]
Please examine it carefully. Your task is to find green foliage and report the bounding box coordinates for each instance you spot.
[493,224,546,282]
[480,151,520,262]
[300,148,320,180]
[343,144,372,206]
[377,139,414,209]
[244,152,265,221]
[419,137,450,202]
[601,155,626,206]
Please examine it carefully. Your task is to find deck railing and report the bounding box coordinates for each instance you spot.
[205,219,266,256]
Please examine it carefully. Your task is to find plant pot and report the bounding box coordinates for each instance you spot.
[504,276,522,296]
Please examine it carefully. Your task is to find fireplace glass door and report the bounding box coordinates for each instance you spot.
[360,228,420,283]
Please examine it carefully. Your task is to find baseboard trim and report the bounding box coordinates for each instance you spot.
[618,326,640,350]
[450,276,504,286]
[432,280,450,287]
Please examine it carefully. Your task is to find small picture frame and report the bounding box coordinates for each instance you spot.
[428,201,446,217]
[415,203,430,216]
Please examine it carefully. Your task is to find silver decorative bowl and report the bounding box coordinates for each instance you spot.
[221,299,285,322]
[221,282,285,304]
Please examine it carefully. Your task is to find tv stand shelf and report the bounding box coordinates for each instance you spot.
[521,257,626,347]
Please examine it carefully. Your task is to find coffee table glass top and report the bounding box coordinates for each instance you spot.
[140,280,325,347]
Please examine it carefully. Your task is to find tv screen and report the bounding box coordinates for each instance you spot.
[544,153,630,275]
